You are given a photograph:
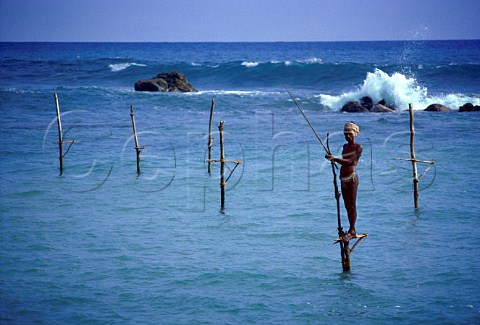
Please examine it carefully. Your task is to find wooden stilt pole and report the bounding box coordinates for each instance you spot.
[219,121,225,210]
[54,93,64,175]
[327,134,350,271]
[333,161,350,270]
[395,104,434,209]
[53,93,75,175]
[207,119,242,211]
[208,99,215,175]
[409,104,419,209]
[130,105,141,175]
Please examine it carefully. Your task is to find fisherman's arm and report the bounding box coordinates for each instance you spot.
[325,146,362,166]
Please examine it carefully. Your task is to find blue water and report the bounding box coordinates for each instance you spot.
[1,41,480,324]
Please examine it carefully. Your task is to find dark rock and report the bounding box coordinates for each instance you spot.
[360,96,373,110]
[341,101,369,113]
[134,72,197,92]
[425,103,450,112]
[371,104,395,113]
[459,103,474,112]
[377,99,396,111]
[475,106,480,111]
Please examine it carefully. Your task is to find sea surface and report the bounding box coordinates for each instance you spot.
[1,41,479,324]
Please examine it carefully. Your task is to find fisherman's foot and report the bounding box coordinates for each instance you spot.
[347,230,357,238]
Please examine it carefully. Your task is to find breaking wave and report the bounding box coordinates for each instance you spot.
[109,62,146,72]
[316,68,480,111]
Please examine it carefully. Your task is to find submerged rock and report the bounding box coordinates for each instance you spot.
[360,96,373,110]
[341,101,369,113]
[341,98,396,113]
[458,103,480,112]
[377,99,396,111]
[371,104,396,113]
[425,103,450,112]
[134,72,197,92]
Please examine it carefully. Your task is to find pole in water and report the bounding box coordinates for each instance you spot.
[54,93,64,175]
[394,104,434,209]
[328,133,350,271]
[53,93,75,175]
[130,105,142,175]
[409,104,419,209]
[206,117,242,211]
[219,121,226,210]
[208,99,215,175]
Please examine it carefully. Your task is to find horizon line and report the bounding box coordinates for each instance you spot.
[1,38,479,44]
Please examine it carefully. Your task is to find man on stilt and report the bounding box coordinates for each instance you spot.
[325,122,362,240]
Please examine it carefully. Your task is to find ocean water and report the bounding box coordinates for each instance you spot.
[1,41,480,324]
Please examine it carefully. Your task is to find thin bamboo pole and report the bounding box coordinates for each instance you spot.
[328,133,350,271]
[130,105,141,175]
[333,162,350,270]
[219,121,225,210]
[54,93,64,175]
[409,104,419,209]
[208,99,215,175]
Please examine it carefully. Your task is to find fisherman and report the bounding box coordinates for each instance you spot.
[325,122,362,239]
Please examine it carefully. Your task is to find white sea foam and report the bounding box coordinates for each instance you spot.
[304,57,323,64]
[428,93,480,109]
[317,68,480,110]
[193,90,279,97]
[109,63,146,72]
[241,61,260,68]
[279,58,322,66]
[318,69,428,110]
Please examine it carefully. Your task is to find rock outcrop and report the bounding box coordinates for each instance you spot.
[370,104,395,113]
[360,96,373,110]
[341,101,370,113]
[341,97,395,113]
[424,104,450,112]
[340,98,478,113]
[459,103,480,112]
[134,72,197,92]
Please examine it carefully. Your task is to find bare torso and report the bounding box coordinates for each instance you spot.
[340,143,361,178]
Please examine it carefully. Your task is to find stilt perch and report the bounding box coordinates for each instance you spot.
[409,104,419,208]
[395,104,434,209]
[328,133,349,270]
[208,121,242,211]
[129,105,145,175]
[288,89,367,272]
[207,99,215,175]
[327,133,368,272]
[53,93,75,175]
[219,121,226,208]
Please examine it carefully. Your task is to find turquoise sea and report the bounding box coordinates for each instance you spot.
[1,41,480,324]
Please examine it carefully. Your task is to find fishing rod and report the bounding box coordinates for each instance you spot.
[287,88,349,267]
[285,88,330,154]
[285,88,339,173]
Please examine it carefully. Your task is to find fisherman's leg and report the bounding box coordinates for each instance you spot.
[348,178,359,236]
[344,181,358,237]
[341,182,353,237]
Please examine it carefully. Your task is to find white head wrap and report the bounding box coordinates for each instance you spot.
[344,121,360,136]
